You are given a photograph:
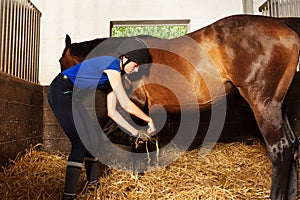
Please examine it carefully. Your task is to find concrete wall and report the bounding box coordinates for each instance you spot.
[0,72,43,165]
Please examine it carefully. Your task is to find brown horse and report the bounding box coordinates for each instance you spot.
[59,15,300,199]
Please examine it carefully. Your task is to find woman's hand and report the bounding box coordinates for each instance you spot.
[147,119,156,135]
[106,70,157,137]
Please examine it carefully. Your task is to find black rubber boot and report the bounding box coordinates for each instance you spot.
[62,194,76,200]
[63,166,81,200]
[85,158,98,184]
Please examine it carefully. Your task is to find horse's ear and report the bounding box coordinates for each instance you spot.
[65,34,71,47]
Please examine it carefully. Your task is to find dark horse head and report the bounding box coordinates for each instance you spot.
[60,34,118,71]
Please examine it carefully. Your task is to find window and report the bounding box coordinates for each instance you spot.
[110,20,190,39]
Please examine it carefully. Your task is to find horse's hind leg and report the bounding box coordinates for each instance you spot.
[282,113,298,199]
[267,111,299,199]
[238,87,298,199]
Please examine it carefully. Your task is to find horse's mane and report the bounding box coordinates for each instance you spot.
[68,38,108,58]
[67,35,159,59]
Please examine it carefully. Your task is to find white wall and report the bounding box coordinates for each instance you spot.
[253,0,267,14]
[30,0,265,85]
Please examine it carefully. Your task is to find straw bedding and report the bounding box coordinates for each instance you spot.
[0,140,297,200]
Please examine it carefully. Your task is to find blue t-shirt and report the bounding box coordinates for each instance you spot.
[62,56,121,91]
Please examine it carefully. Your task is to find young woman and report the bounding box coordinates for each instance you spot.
[48,37,156,200]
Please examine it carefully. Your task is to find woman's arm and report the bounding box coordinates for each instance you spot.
[105,69,155,132]
[106,91,138,136]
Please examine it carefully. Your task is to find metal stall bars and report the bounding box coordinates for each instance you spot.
[259,0,300,17]
[0,0,41,84]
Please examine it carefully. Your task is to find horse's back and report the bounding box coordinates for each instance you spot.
[189,15,300,90]
[143,15,300,111]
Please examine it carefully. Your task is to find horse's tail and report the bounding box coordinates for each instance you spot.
[281,18,300,37]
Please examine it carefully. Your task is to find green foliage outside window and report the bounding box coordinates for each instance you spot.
[111,25,187,39]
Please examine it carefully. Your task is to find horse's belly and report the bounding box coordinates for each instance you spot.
[145,84,232,113]
[143,68,233,113]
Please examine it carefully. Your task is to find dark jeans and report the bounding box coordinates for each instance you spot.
[47,74,102,162]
